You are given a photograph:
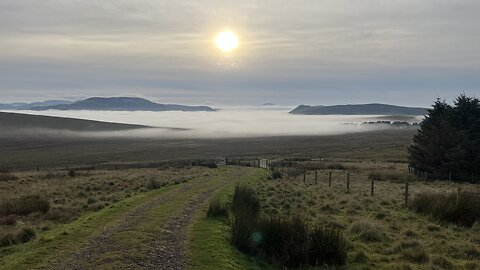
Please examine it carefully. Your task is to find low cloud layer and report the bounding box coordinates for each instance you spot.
[2,108,415,139]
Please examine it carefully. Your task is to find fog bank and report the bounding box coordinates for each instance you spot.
[6,108,418,138]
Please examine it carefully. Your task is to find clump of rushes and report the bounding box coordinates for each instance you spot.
[207,198,229,218]
[0,227,36,247]
[229,185,348,268]
[409,191,480,227]
[0,194,50,216]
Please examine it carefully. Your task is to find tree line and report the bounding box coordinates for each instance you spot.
[408,94,479,182]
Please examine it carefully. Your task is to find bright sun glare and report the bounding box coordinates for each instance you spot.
[215,31,239,53]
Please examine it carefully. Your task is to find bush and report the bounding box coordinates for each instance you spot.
[0,194,50,216]
[409,192,480,227]
[308,227,348,266]
[271,171,282,180]
[207,198,229,218]
[0,227,36,247]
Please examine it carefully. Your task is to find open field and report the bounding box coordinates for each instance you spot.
[0,129,414,169]
[1,129,479,269]
[254,162,480,269]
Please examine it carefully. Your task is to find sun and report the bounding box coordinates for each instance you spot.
[215,31,239,53]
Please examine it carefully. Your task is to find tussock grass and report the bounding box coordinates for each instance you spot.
[0,194,50,216]
[230,185,348,268]
[231,185,260,253]
[308,227,348,266]
[351,220,384,242]
[0,227,36,247]
[207,198,229,218]
[0,171,17,182]
[146,179,165,190]
[255,216,309,268]
[271,171,282,179]
[368,170,411,182]
[409,191,480,227]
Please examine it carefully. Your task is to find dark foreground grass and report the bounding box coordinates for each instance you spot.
[188,169,275,270]
[0,195,49,216]
[0,228,36,248]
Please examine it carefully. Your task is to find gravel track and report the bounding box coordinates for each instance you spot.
[45,169,246,270]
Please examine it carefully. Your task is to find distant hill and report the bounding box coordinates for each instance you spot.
[0,111,150,132]
[0,100,72,110]
[29,97,217,112]
[290,103,428,115]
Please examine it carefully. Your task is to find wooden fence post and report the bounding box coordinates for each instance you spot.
[347,172,350,191]
[303,171,306,182]
[329,172,332,187]
[405,182,409,206]
[371,177,374,196]
[315,170,318,184]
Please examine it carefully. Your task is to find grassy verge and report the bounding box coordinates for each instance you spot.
[187,169,274,270]
[0,183,179,270]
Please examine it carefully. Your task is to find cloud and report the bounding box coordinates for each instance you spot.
[4,108,407,139]
[0,0,479,105]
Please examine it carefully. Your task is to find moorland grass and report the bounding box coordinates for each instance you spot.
[0,194,49,216]
[409,191,480,227]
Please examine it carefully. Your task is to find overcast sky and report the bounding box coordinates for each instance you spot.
[0,0,479,106]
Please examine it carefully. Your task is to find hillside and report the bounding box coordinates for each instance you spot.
[0,111,150,132]
[30,97,217,112]
[0,100,72,110]
[290,103,428,115]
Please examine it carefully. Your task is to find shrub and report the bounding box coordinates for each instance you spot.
[409,192,480,227]
[0,194,50,216]
[207,198,229,218]
[0,227,36,247]
[308,227,348,266]
[272,171,282,180]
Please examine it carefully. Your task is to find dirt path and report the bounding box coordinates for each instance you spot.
[46,167,251,270]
